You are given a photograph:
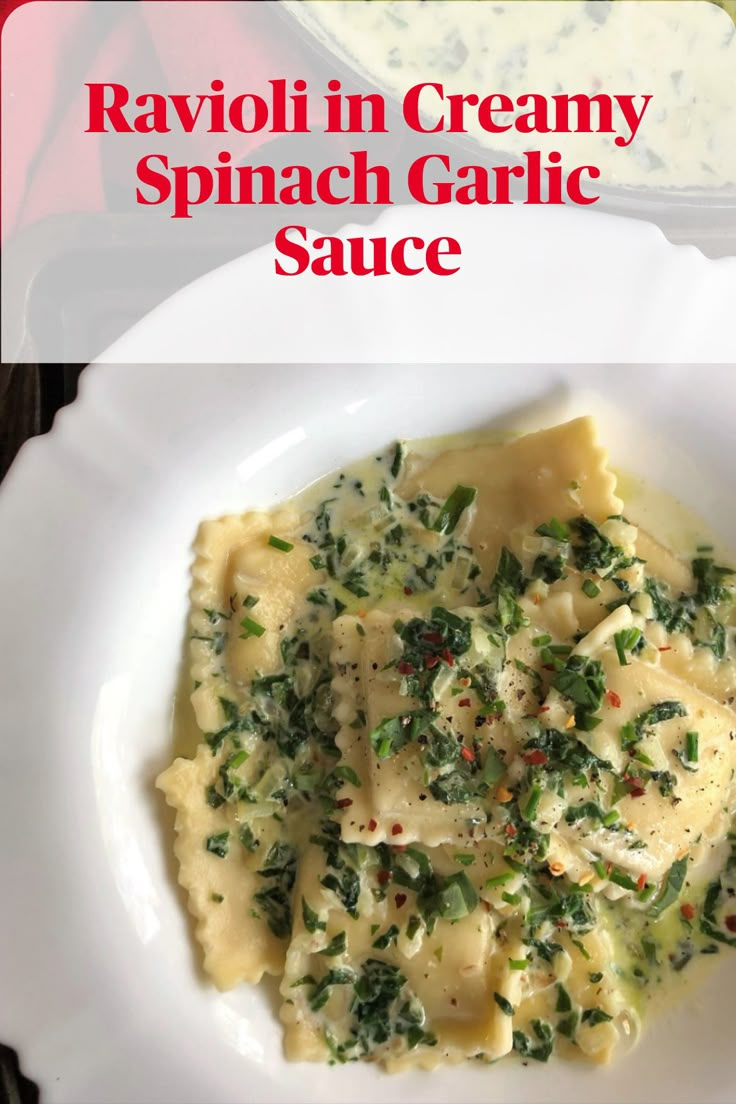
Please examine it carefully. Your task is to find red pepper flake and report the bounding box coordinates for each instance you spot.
[482,899,491,912]
[606,690,622,709]
[391,823,403,836]
[336,798,353,809]
[725,915,736,933]
[680,903,696,921]
[392,844,406,852]
[403,586,413,596]
[504,824,517,837]
[537,705,550,715]
[523,750,548,766]
[377,869,392,885]
[458,697,472,708]
[424,654,440,670]
[542,664,556,672]
[554,920,568,929]
[460,746,475,762]
[367,818,378,832]
[441,648,454,667]
[395,893,407,909]
[658,646,672,652]
[423,631,443,646]
[397,660,414,676]
[623,773,646,798]
[636,873,647,892]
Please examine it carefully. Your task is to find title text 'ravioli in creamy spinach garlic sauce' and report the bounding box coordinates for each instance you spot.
[158,418,736,1072]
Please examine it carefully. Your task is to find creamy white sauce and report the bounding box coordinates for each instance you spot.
[289,0,736,188]
[618,469,736,563]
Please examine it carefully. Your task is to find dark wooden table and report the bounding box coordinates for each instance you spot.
[0,367,83,482]
[0,372,81,1096]
[0,366,84,1092]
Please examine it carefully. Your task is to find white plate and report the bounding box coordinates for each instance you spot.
[1,364,736,1104]
[100,205,736,364]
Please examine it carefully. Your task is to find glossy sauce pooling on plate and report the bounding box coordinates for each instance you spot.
[157,417,736,1070]
[292,0,736,189]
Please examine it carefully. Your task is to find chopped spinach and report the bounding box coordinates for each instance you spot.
[302,897,326,934]
[552,655,605,730]
[648,856,688,918]
[528,886,596,935]
[254,842,297,938]
[372,924,400,950]
[319,932,347,957]
[432,485,477,535]
[700,877,736,947]
[569,517,631,576]
[581,1007,613,1027]
[513,1019,555,1062]
[308,968,354,1012]
[418,870,479,926]
[205,830,230,858]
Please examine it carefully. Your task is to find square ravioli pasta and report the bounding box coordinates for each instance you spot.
[279,839,623,1068]
[398,416,622,582]
[330,595,584,848]
[280,841,526,1068]
[156,743,290,987]
[534,605,736,889]
[156,415,736,1075]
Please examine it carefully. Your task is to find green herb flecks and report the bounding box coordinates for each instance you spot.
[240,615,266,639]
[569,516,634,577]
[648,856,688,918]
[268,535,294,553]
[432,485,477,535]
[581,1007,613,1027]
[372,924,400,950]
[302,897,326,934]
[205,831,230,858]
[552,655,605,731]
[528,886,596,935]
[394,607,473,706]
[390,442,405,480]
[513,1020,555,1062]
[370,710,435,760]
[524,725,612,780]
[319,932,347,957]
[418,870,479,926]
[254,841,297,939]
[308,968,354,1012]
[489,547,528,635]
[613,627,642,666]
[622,700,687,752]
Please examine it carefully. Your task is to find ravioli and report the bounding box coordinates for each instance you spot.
[539,608,736,884]
[400,417,621,579]
[189,506,320,729]
[332,607,508,847]
[157,744,288,987]
[281,843,524,1068]
[158,417,736,1073]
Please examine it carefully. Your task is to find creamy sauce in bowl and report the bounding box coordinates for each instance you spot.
[285,0,736,190]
